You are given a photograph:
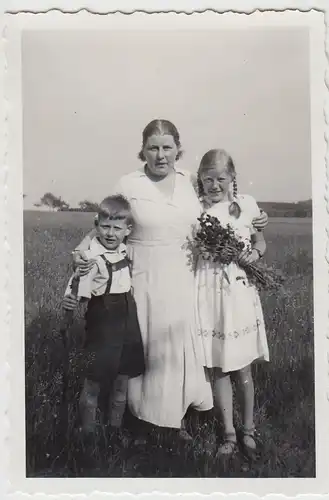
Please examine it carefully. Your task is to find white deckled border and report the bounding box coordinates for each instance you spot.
[1,3,328,499]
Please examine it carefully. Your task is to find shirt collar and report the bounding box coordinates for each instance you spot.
[88,237,127,258]
[138,165,186,177]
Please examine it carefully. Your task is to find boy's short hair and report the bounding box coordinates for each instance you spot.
[97,194,133,225]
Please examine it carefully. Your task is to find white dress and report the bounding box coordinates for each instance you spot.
[113,167,213,428]
[196,195,269,373]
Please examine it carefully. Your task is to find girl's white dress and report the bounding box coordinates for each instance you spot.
[196,195,269,373]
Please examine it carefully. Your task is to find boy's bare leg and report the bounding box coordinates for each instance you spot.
[79,378,100,433]
[108,374,128,428]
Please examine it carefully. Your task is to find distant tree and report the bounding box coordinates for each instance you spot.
[37,192,69,211]
[78,200,99,212]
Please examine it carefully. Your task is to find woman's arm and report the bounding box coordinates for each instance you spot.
[72,229,97,274]
[75,229,97,252]
[252,209,268,231]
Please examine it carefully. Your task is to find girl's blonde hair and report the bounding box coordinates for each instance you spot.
[197,149,241,218]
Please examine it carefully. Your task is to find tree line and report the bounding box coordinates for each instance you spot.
[31,192,99,212]
[26,192,312,217]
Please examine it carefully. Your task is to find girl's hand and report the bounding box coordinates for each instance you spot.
[72,250,95,277]
[62,293,78,311]
[238,249,259,266]
[252,210,268,231]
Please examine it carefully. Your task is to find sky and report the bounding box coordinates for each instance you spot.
[22,28,311,209]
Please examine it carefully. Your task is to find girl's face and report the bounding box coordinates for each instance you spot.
[143,134,178,178]
[200,166,233,203]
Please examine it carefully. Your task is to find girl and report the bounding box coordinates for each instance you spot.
[195,149,269,456]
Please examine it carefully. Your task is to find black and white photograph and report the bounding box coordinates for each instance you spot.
[3,7,327,496]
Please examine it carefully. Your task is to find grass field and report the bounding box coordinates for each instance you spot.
[24,211,314,478]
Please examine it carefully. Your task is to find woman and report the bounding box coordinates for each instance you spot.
[72,119,268,436]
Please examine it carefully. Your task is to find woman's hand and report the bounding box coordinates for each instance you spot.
[238,248,259,266]
[72,250,95,277]
[62,293,78,311]
[252,210,268,231]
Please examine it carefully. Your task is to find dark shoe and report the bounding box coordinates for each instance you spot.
[217,432,238,457]
[133,434,148,446]
[238,428,262,459]
[178,429,193,442]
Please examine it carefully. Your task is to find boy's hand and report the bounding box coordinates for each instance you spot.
[62,293,78,311]
[238,249,259,266]
[72,250,96,277]
[252,210,268,231]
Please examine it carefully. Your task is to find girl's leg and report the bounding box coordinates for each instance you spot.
[235,364,256,449]
[213,368,236,454]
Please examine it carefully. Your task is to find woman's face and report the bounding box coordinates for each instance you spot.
[143,134,178,177]
[200,166,233,203]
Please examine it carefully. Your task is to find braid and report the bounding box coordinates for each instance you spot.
[233,178,238,199]
[229,177,241,218]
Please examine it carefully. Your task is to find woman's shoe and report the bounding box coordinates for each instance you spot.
[179,419,193,442]
[178,429,193,442]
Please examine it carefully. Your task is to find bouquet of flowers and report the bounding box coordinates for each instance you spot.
[192,213,284,291]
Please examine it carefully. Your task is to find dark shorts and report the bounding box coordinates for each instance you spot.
[84,291,145,385]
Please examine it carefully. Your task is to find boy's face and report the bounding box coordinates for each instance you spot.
[96,217,131,250]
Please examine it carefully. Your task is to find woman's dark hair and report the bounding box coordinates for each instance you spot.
[138,119,183,162]
[197,149,241,218]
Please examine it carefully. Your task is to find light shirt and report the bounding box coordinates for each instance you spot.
[65,237,131,299]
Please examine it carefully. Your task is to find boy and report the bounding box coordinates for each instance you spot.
[62,195,145,434]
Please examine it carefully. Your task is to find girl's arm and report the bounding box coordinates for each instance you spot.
[239,231,266,266]
[251,230,266,258]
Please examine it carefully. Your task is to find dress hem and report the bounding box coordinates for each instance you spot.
[128,402,214,429]
[203,355,269,373]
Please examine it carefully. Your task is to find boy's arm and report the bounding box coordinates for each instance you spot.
[76,262,99,299]
[64,262,98,300]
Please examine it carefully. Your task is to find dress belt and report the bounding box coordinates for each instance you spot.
[128,237,187,247]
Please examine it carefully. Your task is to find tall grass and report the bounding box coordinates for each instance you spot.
[24,212,314,477]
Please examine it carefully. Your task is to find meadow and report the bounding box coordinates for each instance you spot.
[24,211,314,478]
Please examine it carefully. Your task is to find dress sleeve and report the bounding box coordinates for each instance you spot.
[112,176,131,201]
[249,195,261,219]
[74,229,96,252]
[241,195,261,234]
